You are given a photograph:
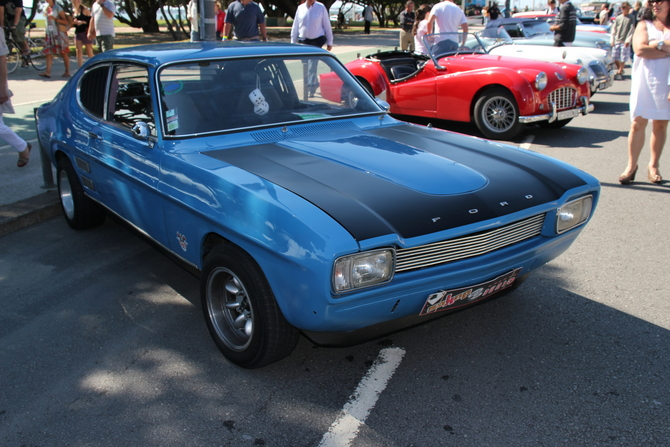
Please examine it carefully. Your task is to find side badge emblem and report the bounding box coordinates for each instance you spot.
[176,231,188,252]
[469,209,478,214]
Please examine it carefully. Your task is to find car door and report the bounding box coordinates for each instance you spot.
[88,63,167,246]
[389,64,437,115]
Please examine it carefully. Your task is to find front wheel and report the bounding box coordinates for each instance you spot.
[473,88,524,140]
[201,245,300,368]
[56,156,106,229]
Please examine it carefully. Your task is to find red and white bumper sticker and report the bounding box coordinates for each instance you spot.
[420,268,522,316]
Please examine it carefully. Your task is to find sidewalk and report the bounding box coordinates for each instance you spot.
[0,29,407,236]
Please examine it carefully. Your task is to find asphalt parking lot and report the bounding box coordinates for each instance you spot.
[1,29,669,447]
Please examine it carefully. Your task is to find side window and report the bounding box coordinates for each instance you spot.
[109,65,156,136]
[79,65,110,119]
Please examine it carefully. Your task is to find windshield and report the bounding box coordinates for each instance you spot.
[424,32,485,59]
[158,55,381,137]
[424,31,514,59]
[521,20,552,36]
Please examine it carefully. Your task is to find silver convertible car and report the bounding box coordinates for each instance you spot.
[35,42,600,368]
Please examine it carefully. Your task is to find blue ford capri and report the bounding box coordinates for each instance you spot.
[35,42,600,368]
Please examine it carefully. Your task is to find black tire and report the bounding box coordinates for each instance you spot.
[6,42,20,74]
[473,87,524,140]
[538,117,573,129]
[56,156,106,230]
[201,245,300,368]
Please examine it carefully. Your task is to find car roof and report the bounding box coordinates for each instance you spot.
[93,41,329,68]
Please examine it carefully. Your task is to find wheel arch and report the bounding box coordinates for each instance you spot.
[469,83,517,121]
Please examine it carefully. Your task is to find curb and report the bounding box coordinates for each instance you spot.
[0,191,61,237]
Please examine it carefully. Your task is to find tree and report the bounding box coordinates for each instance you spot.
[349,0,405,28]
[115,0,163,32]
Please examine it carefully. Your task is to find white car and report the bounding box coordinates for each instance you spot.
[475,28,614,94]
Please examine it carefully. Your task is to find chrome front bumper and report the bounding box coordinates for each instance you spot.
[519,96,594,124]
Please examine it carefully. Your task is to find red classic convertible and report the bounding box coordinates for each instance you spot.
[321,32,593,140]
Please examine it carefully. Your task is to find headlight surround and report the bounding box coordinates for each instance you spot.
[577,67,589,85]
[535,72,548,91]
[333,249,394,293]
[556,195,593,234]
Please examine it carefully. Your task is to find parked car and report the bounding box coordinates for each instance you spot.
[332,32,593,140]
[476,27,614,94]
[35,42,600,368]
[511,12,611,33]
[494,17,612,53]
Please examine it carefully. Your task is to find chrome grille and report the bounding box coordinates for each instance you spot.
[395,214,546,273]
[548,87,577,110]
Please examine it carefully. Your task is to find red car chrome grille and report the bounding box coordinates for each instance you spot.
[395,214,546,273]
[548,87,577,110]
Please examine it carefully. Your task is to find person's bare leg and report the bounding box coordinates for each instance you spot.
[648,119,667,182]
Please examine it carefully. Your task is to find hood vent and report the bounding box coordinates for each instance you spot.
[251,121,359,143]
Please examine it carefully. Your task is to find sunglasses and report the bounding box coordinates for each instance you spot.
[649,0,667,4]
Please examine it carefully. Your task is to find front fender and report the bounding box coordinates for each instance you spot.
[436,66,538,122]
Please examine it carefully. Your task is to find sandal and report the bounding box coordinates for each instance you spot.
[648,167,663,184]
[17,143,31,168]
[62,73,71,77]
[39,73,51,78]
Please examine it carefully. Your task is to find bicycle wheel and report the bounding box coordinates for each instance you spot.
[6,41,20,74]
[28,38,46,71]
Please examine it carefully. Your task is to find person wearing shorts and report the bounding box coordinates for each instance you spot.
[72,0,93,67]
[611,2,636,79]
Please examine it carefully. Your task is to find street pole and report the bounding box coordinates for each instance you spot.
[201,0,216,40]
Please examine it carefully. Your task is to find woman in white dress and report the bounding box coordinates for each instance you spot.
[620,0,670,184]
[413,4,432,55]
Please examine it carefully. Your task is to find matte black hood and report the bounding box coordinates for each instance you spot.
[205,124,585,241]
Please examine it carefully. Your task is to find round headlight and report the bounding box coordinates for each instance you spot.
[577,67,589,85]
[535,72,547,91]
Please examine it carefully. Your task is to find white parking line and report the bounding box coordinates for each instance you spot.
[519,134,535,150]
[318,347,406,447]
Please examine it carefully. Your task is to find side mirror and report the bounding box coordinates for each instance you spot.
[132,122,150,141]
[375,99,390,112]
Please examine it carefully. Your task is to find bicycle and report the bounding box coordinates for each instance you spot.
[5,22,47,73]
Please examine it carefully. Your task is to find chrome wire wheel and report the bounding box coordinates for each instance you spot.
[473,88,523,141]
[205,267,254,352]
[481,96,516,134]
[58,169,76,221]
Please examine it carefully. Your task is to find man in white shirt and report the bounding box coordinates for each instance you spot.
[291,0,333,97]
[87,0,116,52]
[426,0,468,46]
[290,0,333,51]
